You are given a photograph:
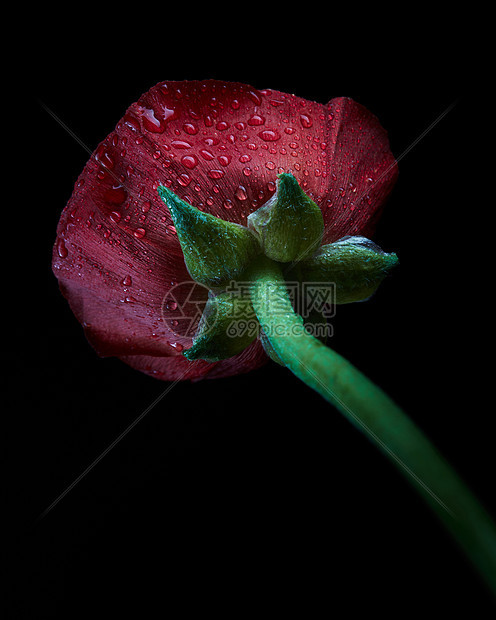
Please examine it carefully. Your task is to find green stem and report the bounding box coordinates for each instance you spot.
[249,256,496,597]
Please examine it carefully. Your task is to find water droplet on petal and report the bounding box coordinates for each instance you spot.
[171,140,193,149]
[122,275,132,286]
[248,114,265,126]
[56,238,68,258]
[142,108,163,133]
[200,149,215,161]
[183,122,199,135]
[104,186,128,205]
[235,185,248,200]
[299,114,313,128]
[208,169,225,179]
[178,173,191,187]
[247,90,262,106]
[181,155,198,169]
[218,155,231,167]
[259,130,280,141]
[134,227,146,239]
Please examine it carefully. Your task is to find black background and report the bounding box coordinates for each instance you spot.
[12,13,494,617]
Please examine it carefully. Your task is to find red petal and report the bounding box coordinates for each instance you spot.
[320,97,398,242]
[52,80,397,381]
[120,340,267,381]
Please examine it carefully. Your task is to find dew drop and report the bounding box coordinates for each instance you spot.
[109,211,122,223]
[122,275,132,286]
[247,90,262,106]
[259,129,280,141]
[208,169,225,179]
[181,155,198,169]
[171,140,193,149]
[56,238,68,258]
[203,136,220,147]
[183,122,199,135]
[235,185,248,200]
[142,107,164,133]
[123,114,140,132]
[178,173,191,187]
[200,149,215,160]
[134,227,146,239]
[218,155,231,167]
[248,114,265,126]
[300,114,313,128]
[95,146,115,170]
[104,186,128,205]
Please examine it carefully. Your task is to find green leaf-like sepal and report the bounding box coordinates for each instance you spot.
[183,287,259,362]
[158,186,261,288]
[247,173,324,262]
[293,236,398,304]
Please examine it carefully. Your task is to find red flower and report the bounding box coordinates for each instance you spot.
[52,80,398,381]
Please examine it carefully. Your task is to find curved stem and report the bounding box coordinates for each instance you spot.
[249,256,496,597]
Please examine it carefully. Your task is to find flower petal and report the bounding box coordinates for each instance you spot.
[120,339,267,381]
[320,97,398,243]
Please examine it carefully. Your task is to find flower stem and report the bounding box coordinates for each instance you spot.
[249,256,496,597]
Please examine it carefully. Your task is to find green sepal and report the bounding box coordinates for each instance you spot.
[158,186,261,288]
[292,236,398,304]
[183,288,259,362]
[247,173,324,262]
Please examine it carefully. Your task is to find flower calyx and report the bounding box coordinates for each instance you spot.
[159,177,398,363]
